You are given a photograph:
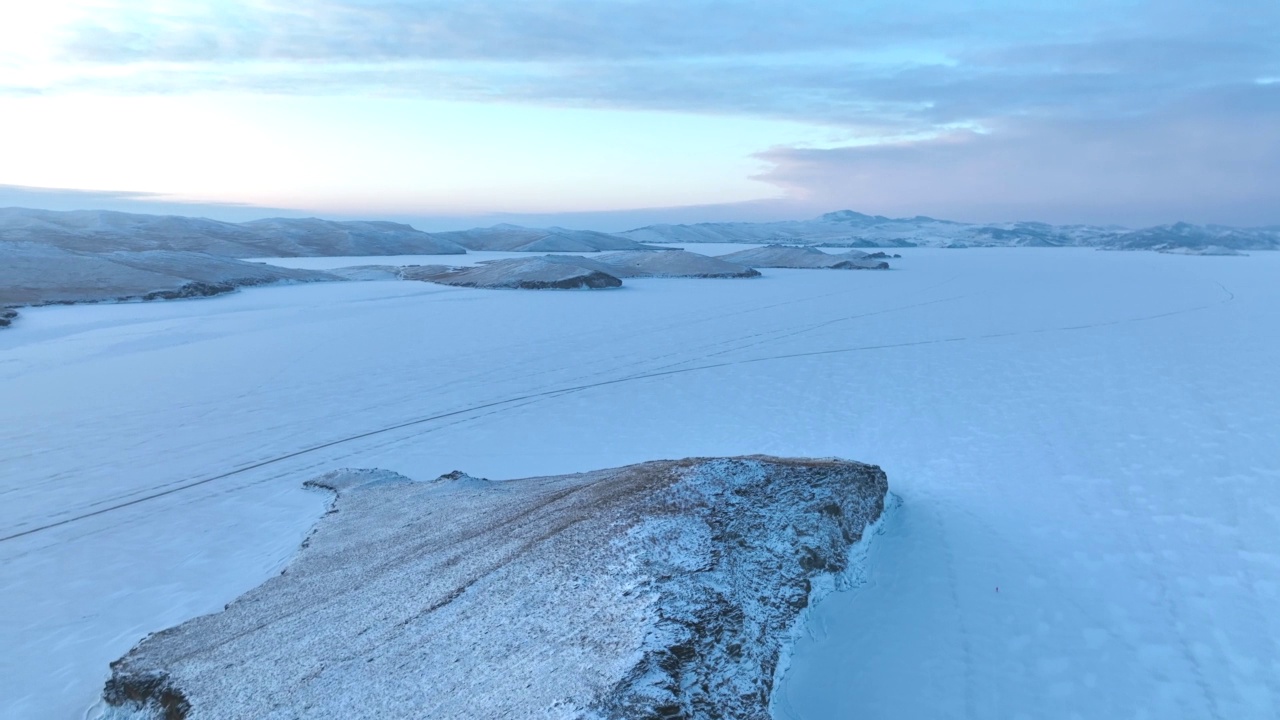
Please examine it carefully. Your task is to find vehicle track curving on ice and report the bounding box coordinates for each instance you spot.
[0,279,1234,544]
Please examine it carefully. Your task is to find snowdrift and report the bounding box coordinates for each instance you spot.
[100,457,887,720]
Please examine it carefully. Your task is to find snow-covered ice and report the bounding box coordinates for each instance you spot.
[1,248,1278,718]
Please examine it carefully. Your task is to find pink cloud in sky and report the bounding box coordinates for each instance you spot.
[753,85,1280,227]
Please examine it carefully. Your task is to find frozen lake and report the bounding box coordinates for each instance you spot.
[247,243,773,271]
[1,248,1277,718]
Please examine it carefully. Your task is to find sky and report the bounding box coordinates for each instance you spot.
[1,1,1278,230]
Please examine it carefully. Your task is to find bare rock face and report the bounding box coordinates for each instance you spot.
[717,245,889,270]
[400,258,623,289]
[99,457,888,720]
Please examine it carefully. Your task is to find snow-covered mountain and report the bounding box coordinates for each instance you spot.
[0,208,465,257]
[431,223,653,252]
[622,210,1277,250]
[6,207,1274,257]
[1104,222,1279,251]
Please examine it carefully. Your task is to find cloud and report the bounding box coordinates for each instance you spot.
[17,1,1269,133]
[57,1,989,63]
[0,181,816,231]
[752,84,1280,226]
[0,183,301,221]
[5,1,1279,225]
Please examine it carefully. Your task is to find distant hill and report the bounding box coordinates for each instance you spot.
[3,206,1275,259]
[0,242,335,307]
[0,208,466,257]
[431,224,653,252]
[1104,222,1279,251]
[622,210,1279,251]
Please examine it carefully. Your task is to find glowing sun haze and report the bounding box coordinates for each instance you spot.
[1,1,1278,229]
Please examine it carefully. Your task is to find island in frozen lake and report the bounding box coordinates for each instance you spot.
[98,456,887,720]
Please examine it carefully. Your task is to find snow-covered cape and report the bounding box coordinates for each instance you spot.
[99,456,887,720]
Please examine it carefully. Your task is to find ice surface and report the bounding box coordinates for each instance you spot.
[1,248,1278,718]
[100,458,886,719]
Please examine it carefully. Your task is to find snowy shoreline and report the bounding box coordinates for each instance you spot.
[768,492,898,718]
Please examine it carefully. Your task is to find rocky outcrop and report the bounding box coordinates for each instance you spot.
[390,250,758,289]
[718,245,890,270]
[590,250,761,278]
[99,457,888,720]
[0,308,16,328]
[400,258,623,289]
